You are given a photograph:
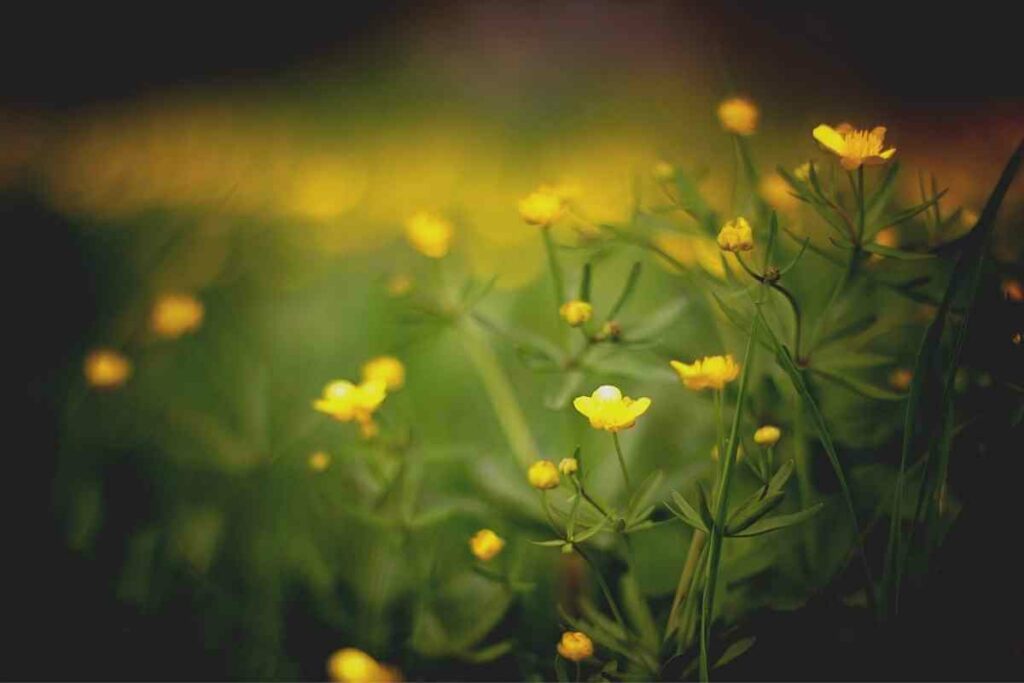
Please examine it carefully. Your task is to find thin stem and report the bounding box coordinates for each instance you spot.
[576,546,627,629]
[578,482,616,523]
[541,492,562,536]
[665,529,707,640]
[611,432,633,495]
[770,282,804,362]
[856,166,866,243]
[541,226,566,310]
[714,389,725,478]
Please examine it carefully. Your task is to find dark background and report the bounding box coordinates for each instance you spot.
[8,2,1023,679]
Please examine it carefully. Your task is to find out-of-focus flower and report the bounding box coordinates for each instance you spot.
[559,300,593,327]
[151,293,204,338]
[84,348,132,389]
[596,320,622,342]
[359,419,380,440]
[1011,332,1021,346]
[573,385,651,432]
[793,162,814,182]
[518,186,564,226]
[308,451,331,472]
[889,368,913,391]
[759,174,799,212]
[653,231,727,279]
[652,160,676,181]
[1002,278,1024,302]
[327,648,399,683]
[528,460,560,490]
[558,457,579,475]
[670,355,741,391]
[753,425,782,446]
[386,273,413,297]
[469,529,505,561]
[812,124,896,170]
[717,217,754,253]
[717,97,759,136]
[961,209,979,229]
[405,211,453,258]
[711,444,745,462]
[361,356,405,391]
[557,631,594,662]
[874,228,899,249]
[314,379,387,424]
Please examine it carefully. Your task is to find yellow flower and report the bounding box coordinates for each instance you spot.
[327,648,399,683]
[874,228,899,249]
[151,293,204,338]
[518,186,564,226]
[308,451,331,472]
[652,160,676,181]
[83,348,132,389]
[1002,278,1024,302]
[753,425,782,447]
[405,211,453,258]
[527,460,560,490]
[573,385,651,432]
[558,457,579,475]
[1012,332,1022,346]
[889,368,913,391]
[469,529,505,561]
[559,300,593,327]
[557,631,594,662]
[759,174,799,212]
[361,356,405,391]
[793,162,814,182]
[961,209,979,228]
[716,217,754,253]
[313,379,387,424]
[812,123,896,171]
[670,355,741,391]
[717,97,759,136]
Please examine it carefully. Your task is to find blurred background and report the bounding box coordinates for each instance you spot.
[8,1,1023,680]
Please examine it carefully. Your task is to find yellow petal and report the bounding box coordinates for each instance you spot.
[630,397,652,418]
[812,125,846,155]
[880,148,896,159]
[573,396,594,417]
[840,155,862,171]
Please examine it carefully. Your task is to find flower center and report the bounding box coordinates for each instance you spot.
[594,385,622,402]
[842,130,882,158]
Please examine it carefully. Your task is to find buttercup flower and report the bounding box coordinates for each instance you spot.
[559,300,593,327]
[557,631,594,662]
[753,425,782,447]
[717,217,754,253]
[717,97,759,136]
[812,123,896,171]
[469,529,505,561]
[527,460,560,490]
[518,186,564,226]
[652,160,676,181]
[793,162,814,182]
[961,209,979,229]
[361,356,405,391]
[308,451,331,472]
[573,385,651,432]
[327,648,399,683]
[670,355,741,391]
[84,348,132,389]
[151,293,204,338]
[558,457,579,475]
[874,228,899,249]
[313,379,387,424]
[405,211,453,258]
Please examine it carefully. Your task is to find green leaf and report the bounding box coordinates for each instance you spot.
[860,242,935,260]
[725,490,785,535]
[620,573,659,653]
[458,639,515,663]
[730,502,824,537]
[606,261,643,320]
[627,470,664,521]
[531,539,569,547]
[882,189,948,228]
[808,368,907,401]
[713,636,757,669]
[668,490,708,533]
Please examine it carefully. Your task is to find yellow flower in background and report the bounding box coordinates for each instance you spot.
[405,211,453,258]
[518,186,564,226]
[653,231,727,279]
[84,348,132,389]
[527,460,560,490]
[573,385,651,432]
[717,217,754,253]
[717,97,759,136]
[559,300,593,327]
[753,425,782,446]
[889,368,913,391]
[652,160,676,181]
[961,209,979,229]
[151,293,204,338]
[361,356,405,391]
[327,648,399,683]
[313,379,387,424]
[793,162,814,182]
[1002,278,1024,302]
[558,457,579,475]
[469,529,505,561]
[557,631,594,662]
[874,228,899,249]
[759,174,799,212]
[308,451,331,472]
[671,355,741,391]
[359,419,380,440]
[812,123,896,170]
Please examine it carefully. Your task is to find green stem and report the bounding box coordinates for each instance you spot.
[577,546,627,630]
[612,432,632,495]
[700,310,761,681]
[665,529,707,640]
[856,166,866,243]
[459,319,539,469]
[541,226,566,310]
[578,482,616,523]
[714,389,725,478]
[770,282,804,363]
